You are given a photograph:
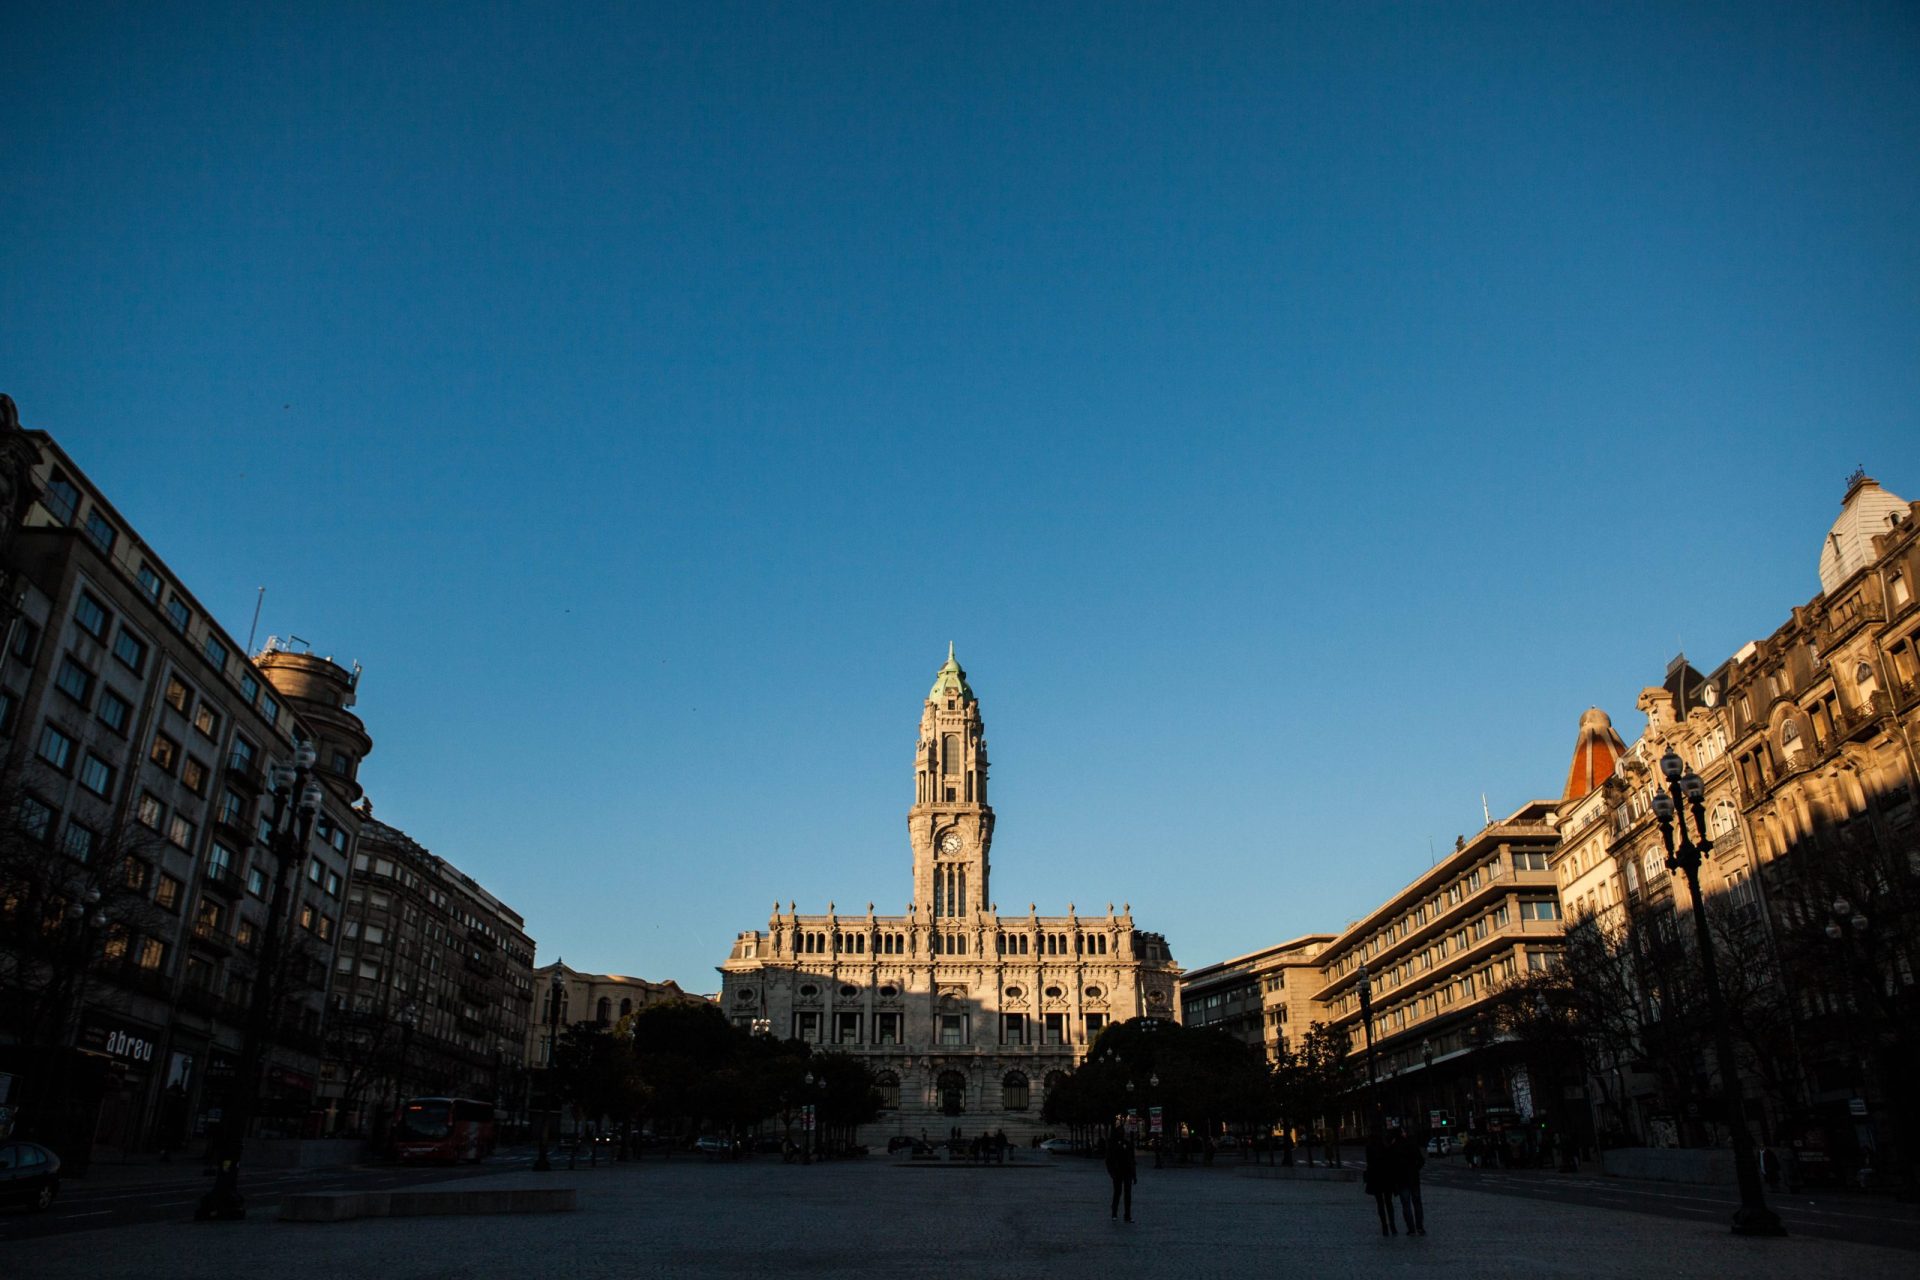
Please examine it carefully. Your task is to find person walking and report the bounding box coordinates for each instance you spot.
[1105,1122,1137,1222]
[1390,1128,1426,1235]
[1364,1131,1396,1236]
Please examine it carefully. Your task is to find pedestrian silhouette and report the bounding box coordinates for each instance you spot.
[1105,1122,1137,1222]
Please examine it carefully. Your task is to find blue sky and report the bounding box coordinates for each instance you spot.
[4,3,1916,988]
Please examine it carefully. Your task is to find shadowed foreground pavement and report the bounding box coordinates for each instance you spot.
[10,1155,1914,1279]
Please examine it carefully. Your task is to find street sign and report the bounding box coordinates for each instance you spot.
[1848,1097,1868,1117]
[1149,1106,1162,1135]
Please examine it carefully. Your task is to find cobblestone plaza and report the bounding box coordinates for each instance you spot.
[11,1156,1915,1280]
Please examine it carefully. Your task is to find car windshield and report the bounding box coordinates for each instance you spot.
[397,1102,452,1139]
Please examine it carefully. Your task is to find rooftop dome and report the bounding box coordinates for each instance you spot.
[929,642,973,701]
[1819,470,1909,594]
[1563,707,1626,803]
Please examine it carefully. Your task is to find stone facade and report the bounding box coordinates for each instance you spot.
[717,649,1181,1142]
[526,961,698,1066]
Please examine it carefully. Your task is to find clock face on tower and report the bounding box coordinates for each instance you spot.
[939,831,964,855]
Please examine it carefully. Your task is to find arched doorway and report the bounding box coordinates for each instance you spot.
[938,1070,967,1116]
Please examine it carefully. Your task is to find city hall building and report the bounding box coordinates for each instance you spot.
[718,648,1180,1142]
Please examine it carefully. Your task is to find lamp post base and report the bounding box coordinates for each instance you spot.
[1731,1205,1788,1237]
[194,1166,247,1222]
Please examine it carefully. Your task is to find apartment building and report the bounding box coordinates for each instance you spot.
[324,816,535,1132]
[0,403,366,1156]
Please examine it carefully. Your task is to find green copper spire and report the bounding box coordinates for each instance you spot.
[929,642,973,701]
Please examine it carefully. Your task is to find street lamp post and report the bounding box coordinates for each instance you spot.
[1356,963,1381,1140]
[534,968,563,1173]
[1650,747,1785,1237]
[803,1072,819,1164]
[1421,1038,1435,1141]
[197,743,322,1221]
[393,1003,419,1112]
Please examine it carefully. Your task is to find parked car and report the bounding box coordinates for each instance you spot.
[751,1135,785,1154]
[1426,1135,1452,1157]
[886,1136,928,1154]
[0,1141,61,1212]
[692,1135,734,1156]
[1038,1137,1074,1154]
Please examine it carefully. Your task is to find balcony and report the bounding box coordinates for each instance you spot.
[225,756,269,794]
[200,864,245,900]
[1813,594,1886,653]
[190,919,236,956]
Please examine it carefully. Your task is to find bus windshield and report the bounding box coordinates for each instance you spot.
[397,1100,453,1140]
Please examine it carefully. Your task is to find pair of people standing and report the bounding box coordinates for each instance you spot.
[1363,1129,1426,1236]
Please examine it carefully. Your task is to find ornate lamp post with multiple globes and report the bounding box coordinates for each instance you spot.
[1649,747,1785,1237]
[1355,963,1381,1139]
[534,968,564,1173]
[197,742,323,1221]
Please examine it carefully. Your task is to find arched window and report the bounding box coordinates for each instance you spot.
[876,1071,900,1110]
[619,998,633,1017]
[942,734,960,775]
[1002,1071,1030,1111]
[596,997,611,1023]
[937,1070,967,1115]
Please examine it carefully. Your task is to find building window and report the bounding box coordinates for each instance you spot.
[181,757,208,795]
[17,795,54,841]
[836,1012,861,1044]
[55,656,93,705]
[1518,899,1561,922]
[113,628,148,674]
[43,472,79,523]
[36,722,76,772]
[259,694,279,726]
[136,563,162,600]
[95,687,131,735]
[940,1014,967,1046]
[84,510,117,554]
[794,1011,821,1042]
[246,867,267,897]
[133,937,167,971]
[149,732,179,773]
[61,821,96,862]
[1043,1013,1066,1045]
[1002,1012,1026,1045]
[136,792,164,829]
[164,676,191,713]
[77,756,112,794]
[165,597,191,633]
[75,592,110,640]
[876,1071,900,1110]
[155,874,184,912]
[168,813,195,849]
[203,635,228,669]
[1085,1012,1107,1039]
[208,842,236,881]
[193,702,219,740]
[1002,1071,1030,1111]
[874,1012,902,1045]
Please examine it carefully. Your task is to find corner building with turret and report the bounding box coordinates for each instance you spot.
[718,648,1180,1143]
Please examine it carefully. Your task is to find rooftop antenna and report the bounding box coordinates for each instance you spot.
[1428,834,1436,866]
[1481,793,1492,826]
[246,587,266,654]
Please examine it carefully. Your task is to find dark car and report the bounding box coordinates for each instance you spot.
[886,1136,931,1155]
[0,1141,61,1212]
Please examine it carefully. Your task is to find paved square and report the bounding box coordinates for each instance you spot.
[11,1156,1914,1279]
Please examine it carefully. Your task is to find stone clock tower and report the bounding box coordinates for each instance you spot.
[910,644,993,919]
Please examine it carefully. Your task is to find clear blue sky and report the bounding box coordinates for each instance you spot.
[4,3,1916,990]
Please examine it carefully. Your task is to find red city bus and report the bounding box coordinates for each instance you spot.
[392,1097,497,1163]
